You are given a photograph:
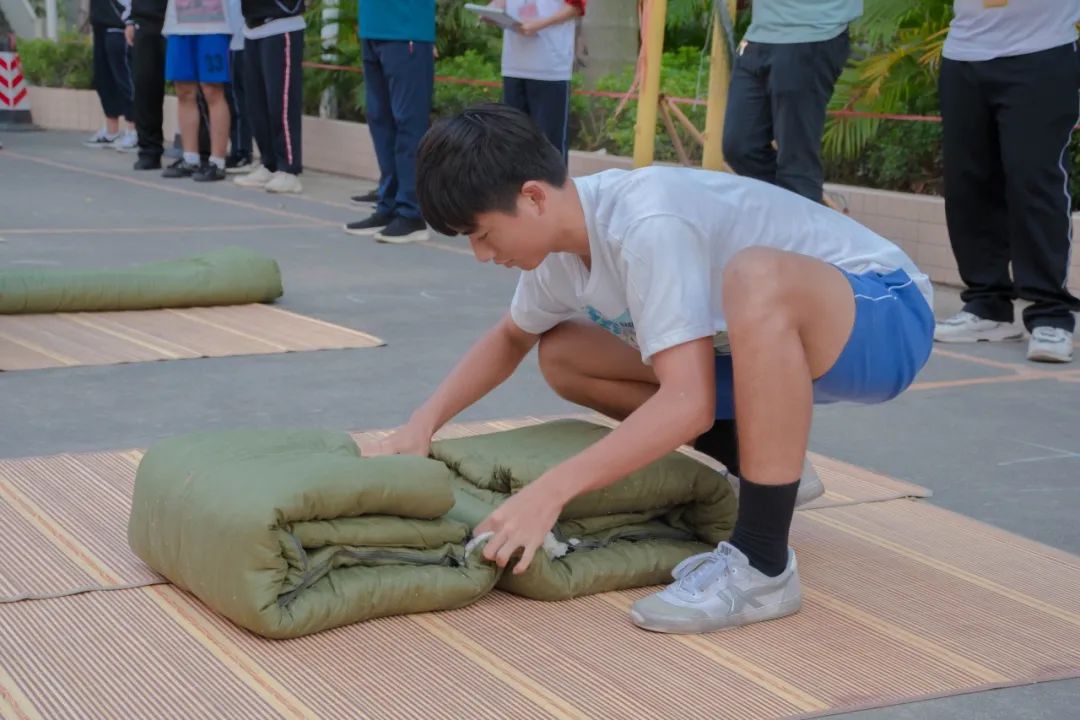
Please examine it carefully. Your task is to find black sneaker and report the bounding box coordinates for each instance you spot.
[162,159,199,178]
[375,216,430,244]
[351,189,379,203]
[344,212,394,236]
[225,154,254,174]
[133,155,162,171]
[192,164,227,182]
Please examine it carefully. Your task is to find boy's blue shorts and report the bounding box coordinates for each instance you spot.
[713,268,934,419]
[165,34,231,84]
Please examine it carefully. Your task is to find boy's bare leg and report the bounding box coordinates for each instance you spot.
[176,82,200,155]
[200,83,230,160]
[724,247,855,487]
[537,319,659,420]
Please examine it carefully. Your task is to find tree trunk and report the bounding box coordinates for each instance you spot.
[578,0,639,87]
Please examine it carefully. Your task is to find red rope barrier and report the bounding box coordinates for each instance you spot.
[302,61,1080,127]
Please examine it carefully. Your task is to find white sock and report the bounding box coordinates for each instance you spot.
[209,156,225,170]
[183,152,199,165]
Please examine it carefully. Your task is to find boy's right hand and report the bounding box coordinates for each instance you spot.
[363,422,432,458]
[124,25,135,46]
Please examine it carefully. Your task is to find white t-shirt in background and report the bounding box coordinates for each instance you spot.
[510,168,932,364]
[163,0,232,36]
[943,0,1080,62]
[502,0,577,81]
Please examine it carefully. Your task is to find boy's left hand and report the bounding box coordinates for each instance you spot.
[474,477,566,574]
[517,19,544,36]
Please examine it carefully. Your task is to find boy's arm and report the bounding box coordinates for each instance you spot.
[367,313,540,456]
[476,335,716,572]
[519,1,584,35]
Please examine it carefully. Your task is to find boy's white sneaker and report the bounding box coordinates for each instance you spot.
[264,171,303,194]
[934,311,1023,343]
[1026,327,1074,363]
[234,165,274,188]
[630,542,802,634]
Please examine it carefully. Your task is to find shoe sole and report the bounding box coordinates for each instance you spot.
[934,329,1024,343]
[344,225,387,236]
[630,596,803,634]
[234,179,271,189]
[375,230,430,244]
[1027,350,1073,363]
[266,185,302,194]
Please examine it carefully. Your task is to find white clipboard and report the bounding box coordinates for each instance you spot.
[464,3,523,31]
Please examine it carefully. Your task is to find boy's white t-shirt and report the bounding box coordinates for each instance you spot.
[510,167,933,364]
[502,0,577,81]
[163,0,232,36]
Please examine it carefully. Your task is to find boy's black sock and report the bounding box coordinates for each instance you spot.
[727,476,800,577]
[693,419,740,477]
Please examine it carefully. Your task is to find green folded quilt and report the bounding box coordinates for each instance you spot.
[128,429,498,639]
[431,419,738,601]
[0,247,283,314]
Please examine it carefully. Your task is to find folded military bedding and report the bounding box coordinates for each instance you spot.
[432,419,738,601]
[0,247,283,314]
[128,429,498,639]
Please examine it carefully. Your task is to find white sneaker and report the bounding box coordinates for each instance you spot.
[111,130,138,152]
[233,165,274,188]
[1027,327,1074,363]
[630,542,802,634]
[264,171,303,194]
[934,311,1023,343]
[83,128,118,149]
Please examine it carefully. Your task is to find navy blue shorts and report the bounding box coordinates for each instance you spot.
[713,268,934,419]
[165,34,231,84]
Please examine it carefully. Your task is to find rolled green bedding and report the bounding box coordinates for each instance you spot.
[0,247,283,314]
[128,429,498,639]
[431,419,738,601]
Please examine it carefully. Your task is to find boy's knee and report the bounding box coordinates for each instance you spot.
[175,83,197,102]
[723,248,793,323]
[200,83,225,101]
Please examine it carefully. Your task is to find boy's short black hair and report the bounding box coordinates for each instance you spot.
[417,103,568,236]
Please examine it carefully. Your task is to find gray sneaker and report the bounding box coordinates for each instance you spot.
[630,542,802,634]
[934,311,1023,343]
[1027,327,1074,363]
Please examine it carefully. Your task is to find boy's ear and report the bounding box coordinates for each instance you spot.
[520,180,547,215]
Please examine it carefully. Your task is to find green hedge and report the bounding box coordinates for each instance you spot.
[17,35,94,90]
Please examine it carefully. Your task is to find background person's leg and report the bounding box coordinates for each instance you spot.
[243,37,275,173]
[132,28,166,165]
[940,57,1015,324]
[722,42,776,184]
[175,82,200,156]
[227,48,253,163]
[768,31,849,202]
[104,29,135,127]
[383,40,435,221]
[523,79,571,164]
[364,40,399,218]
[91,25,121,136]
[994,44,1080,334]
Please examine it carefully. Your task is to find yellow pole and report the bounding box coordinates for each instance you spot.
[702,0,737,170]
[632,0,667,168]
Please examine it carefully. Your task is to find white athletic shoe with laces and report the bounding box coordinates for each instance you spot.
[1027,327,1074,363]
[630,542,802,633]
[234,165,274,188]
[264,171,303,194]
[934,311,1023,343]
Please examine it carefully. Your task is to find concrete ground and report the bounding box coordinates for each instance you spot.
[1,131,1078,719]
